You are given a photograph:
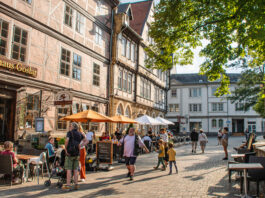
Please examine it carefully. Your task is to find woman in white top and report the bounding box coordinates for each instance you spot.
[198,129,208,154]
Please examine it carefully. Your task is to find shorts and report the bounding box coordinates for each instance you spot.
[200,141,207,147]
[222,139,228,147]
[125,157,137,165]
[64,156,80,170]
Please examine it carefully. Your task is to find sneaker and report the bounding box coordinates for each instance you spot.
[153,167,158,170]
[74,184,79,190]
[223,157,228,160]
[62,185,71,191]
[127,172,130,177]
[130,175,134,181]
[161,167,166,171]
[80,179,85,182]
[168,172,172,175]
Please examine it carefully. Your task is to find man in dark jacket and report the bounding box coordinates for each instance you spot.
[190,128,199,153]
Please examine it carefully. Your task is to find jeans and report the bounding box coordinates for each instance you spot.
[169,161,178,173]
[156,157,165,169]
[192,141,197,152]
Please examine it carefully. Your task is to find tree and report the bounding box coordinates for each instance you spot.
[146,0,265,96]
[229,68,265,116]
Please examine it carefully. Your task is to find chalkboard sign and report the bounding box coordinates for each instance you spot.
[96,141,113,164]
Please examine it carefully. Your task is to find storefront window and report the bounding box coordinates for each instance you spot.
[57,107,69,130]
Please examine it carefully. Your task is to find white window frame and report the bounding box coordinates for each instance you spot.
[76,12,85,35]
[171,89,177,97]
[189,88,201,97]
[95,25,102,45]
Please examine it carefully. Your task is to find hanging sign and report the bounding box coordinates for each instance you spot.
[54,91,72,106]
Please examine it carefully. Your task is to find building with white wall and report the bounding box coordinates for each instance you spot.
[166,73,265,135]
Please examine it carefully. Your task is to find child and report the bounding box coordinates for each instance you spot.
[167,142,178,174]
[1,141,24,183]
[153,139,166,171]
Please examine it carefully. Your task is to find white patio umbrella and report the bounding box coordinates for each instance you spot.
[135,115,165,125]
[155,117,175,125]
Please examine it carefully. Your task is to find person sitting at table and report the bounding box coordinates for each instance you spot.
[142,134,152,151]
[115,128,122,140]
[100,132,110,141]
[111,135,119,144]
[1,141,24,183]
[234,132,256,152]
[45,136,56,164]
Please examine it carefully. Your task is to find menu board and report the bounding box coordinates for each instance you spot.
[96,141,113,164]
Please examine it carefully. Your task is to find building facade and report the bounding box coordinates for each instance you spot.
[109,0,168,132]
[166,73,265,135]
[0,0,118,141]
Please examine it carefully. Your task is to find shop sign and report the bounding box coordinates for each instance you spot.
[0,56,37,78]
[54,91,72,106]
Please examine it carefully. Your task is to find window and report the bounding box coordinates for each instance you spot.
[22,0,32,4]
[128,74,132,93]
[212,119,217,128]
[116,104,123,115]
[218,119,223,128]
[140,78,144,97]
[64,5,73,27]
[93,63,100,86]
[212,87,217,96]
[126,40,131,59]
[57,107,69,130]
[121,37,126,56]
[131,43,135,62]
[123,71,127,91]
[27,94,40,111]
[0,19,9,56]
[235,103,245,111]
[169,104,179,112]
[95,25,102,45]
[72,53,81,80]
[76,12,84,35]
[118,69,122,89]
[96,0,102,13]
[60,48,71,76]
[171,89,177,97]
[12,26,27,62]
[189,88,201,97]
[212,103,224,112]
[189,104,202,112]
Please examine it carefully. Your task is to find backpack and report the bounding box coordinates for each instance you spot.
[67,131,80,156]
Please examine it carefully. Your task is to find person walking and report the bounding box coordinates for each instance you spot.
[198,129,208,154]
[118,127,149,181]
[79,125,87,182]
[160,128,169,167]
[167,142,178,175]
[62,122,87,191]
[221,127,229,160]
[190,128,199,153]
[217,129,222,145]
[153,139,166,171]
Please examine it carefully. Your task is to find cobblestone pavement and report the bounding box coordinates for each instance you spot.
[1,137,264,198]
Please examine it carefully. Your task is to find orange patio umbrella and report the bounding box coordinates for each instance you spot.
[110,115,138,124]
[60,109,114,123]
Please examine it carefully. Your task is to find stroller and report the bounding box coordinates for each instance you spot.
[44,148,66,188]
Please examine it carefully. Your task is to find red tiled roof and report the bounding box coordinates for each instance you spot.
[129,0,153,36]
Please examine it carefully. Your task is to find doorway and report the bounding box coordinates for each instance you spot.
[232,119,244,133]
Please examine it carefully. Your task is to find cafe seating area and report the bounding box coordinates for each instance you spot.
[228,134,265,197]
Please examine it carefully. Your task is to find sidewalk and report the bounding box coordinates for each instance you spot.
[0,137,264,197]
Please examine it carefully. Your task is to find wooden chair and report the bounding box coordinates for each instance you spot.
[247,156,265,197]
[0,155,13,186]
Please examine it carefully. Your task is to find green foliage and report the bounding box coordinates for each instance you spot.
[58,138,65,145]
[146,0,265,95]
[229,68,265,116]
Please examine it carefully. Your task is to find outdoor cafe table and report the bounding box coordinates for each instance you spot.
[17,154,39,182]
[228,163,263,198]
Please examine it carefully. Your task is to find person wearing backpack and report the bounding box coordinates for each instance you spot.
[118,127,149,181]
[62,122,87,191]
